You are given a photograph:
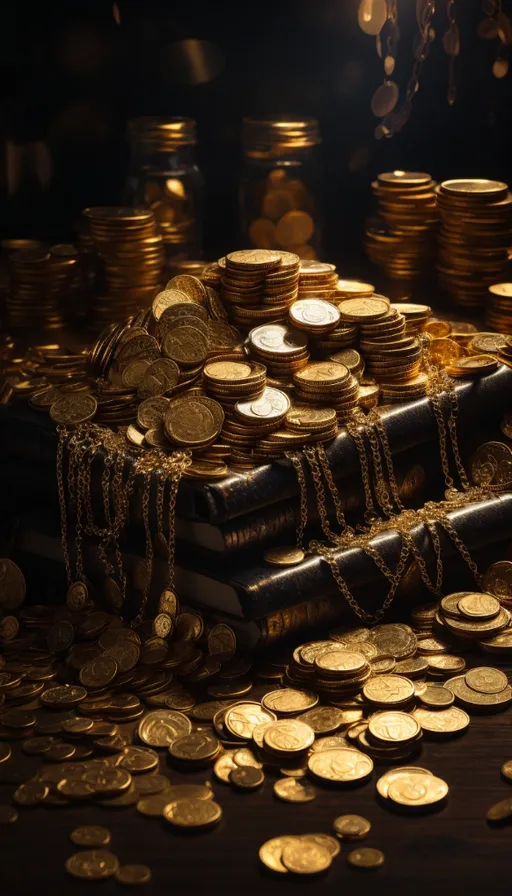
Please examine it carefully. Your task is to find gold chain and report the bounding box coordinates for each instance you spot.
[316,445,353,536]
[304,446,345,544]
[286,451,309,551]
[345,417,380,526]
[56,425,72,585]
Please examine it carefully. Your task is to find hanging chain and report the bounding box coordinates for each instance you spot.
[316,445,353,536]
[286,451,309,552]
[345,418,380,526]
[56,426,72,585]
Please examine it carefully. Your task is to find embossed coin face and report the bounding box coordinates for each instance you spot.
[314,650,367,675]
[296,706,346,735]
[376,766,433,799]
[387,773,448,807]
[50,394,97,425]
[289,299,341,330]
[79,656,118,688]
[307,749,373,784]
[273,778,316,803]
[333,814,371,840]
[249,323,308,356]
[362,674,415,706]
[263,719,315,754]
[165,396,224,446]
[369,623,417,659]
[207,624,237,661]
[65,850,120,880]
[152,288,189,320]
[259,836,301,874]
[235,387,290,422]
[204,361,253,381]
[224,702,276,740]
[138,710,191,747]
[457,593,501,620]
[66,581,88,612]
[262,688,318,715]
[163,797,222,829]
[472,441,512,488]
[419,685,454,708]
[264,546,305,567]
[169,732,220,762]
[167,274,207,303]
[339,297,389,322]
[483,561,512,600]
[465,667,509,695]
[368,711,420,745]
[281,841,332,875]
[413,706,469,736]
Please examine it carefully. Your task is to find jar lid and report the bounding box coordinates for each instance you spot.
[128,117,197,151]
[242,116,321,156]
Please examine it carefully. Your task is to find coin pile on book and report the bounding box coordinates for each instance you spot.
[436,178,512,308]
[83,207,165,327]
[365,170,439,280]
[220,249,301,329]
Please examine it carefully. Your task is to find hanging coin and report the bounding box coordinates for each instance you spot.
[371,81,400,117]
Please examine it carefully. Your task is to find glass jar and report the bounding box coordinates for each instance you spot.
[125,117,203,264]
[239,117,324,259]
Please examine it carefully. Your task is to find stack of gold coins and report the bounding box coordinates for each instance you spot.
[248,322,309,378]
[289,298,341,335]
[283,405,338,444]
[365,171,438,280]
[315,322,358,353]
[389,302,432,335]
[334,278,375,301]
[6,244,82,331]
[203,360,266,405]
[287,645,372,699]
[497,336,512,368]
[297,261,338,301]
[379,373,429,403]
[293,361,360,421]
[220,250,300,330]
[486,283,512,331]
[361,334,423,385]
[83,207,164,328]
[221,386,291,460]
[0,239,43,309]
[436,178,512,308]
[327,348,365,380]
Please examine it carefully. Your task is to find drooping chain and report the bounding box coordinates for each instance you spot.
[286,451,309,552]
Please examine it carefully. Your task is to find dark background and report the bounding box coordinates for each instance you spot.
[1,0,511,267]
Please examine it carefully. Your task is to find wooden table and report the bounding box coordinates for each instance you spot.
[1,695,511,896]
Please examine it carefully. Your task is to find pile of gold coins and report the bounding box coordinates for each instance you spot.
[5,243,83,331]
[365,171,439,281]
[436,178,512,308]
[2,552,512,880]
[219,249,300,330]
[487,282,512,332]
[83,207,165,328]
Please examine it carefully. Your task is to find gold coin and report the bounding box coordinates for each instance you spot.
[387,773,448,807]
[249,323,308,356]
[70,826,111,847]
[314,649,367,676]
[151,288,189,320]
[137,358,180,398]
[164,396,224,446]
[213,751,238,783]
[163,797,222,829]
[347,847,384,870]
[120,746,159,774]
[133,775,170,796]
[259,836,300,874]
[336,279,375,296]
[166,274,207,304]
[307,749,373,784]
[338,297,389,322]
[224,702,277,740]
[333,814,371,840]
[295,706,347,735]
[465,667,508,694]
[472,441,512,488]
[262,688,318,715]
[483,561,512,601]
[234,747,262,768]
[501,760,512,782]
[227,249,281,270]
[50,394,97,425]
[273,777,316,803]
[0,805,18,824]
[138,710,191,747]
[362,674,415,706]
[376,766,433,799]
[79,656,118,688]
[457,593,501,620]
[281,840,331,875]
[207,623,237,661]
[289,300,340,331]
[137,397,170,430]
[487,797,512,823]
[65,850,120,880]
[82,767,132,796]
[263,719,315,754]
[276,211,314,247]
[369,623,417,659]
[229,766,265,789]
[419,686,454,708]
[13,781,49,806]
[264,546,305,567]
[368,711,420,745]
[136,793,174,817]
[413,706,469,736]
[446,674,512,708]
[169,732,220,762]
[115,865,151,886]
[57,779,95,800]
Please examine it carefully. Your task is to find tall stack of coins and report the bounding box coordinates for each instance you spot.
[365,171,438,280]
[248,322,310,379]
[297,261,338,301]
[436,179,512,308]
[83,207,164,328]
[293,362,361,421]
[390,302,432,335]
[220,250,300,330]
[6,244,82,331]
[486,283,512,331]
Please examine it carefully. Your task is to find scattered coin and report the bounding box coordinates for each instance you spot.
[115,865,152,886]
[281,840,332,875]
[70,826,112,847]
[273,778,316,802]
[333,814,371,840]
[347,847,385,870]
[65,850,120,880]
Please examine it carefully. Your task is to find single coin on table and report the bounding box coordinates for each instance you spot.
[281,840,332,875]
[115,865,152,886]
[347,847,385,870]
[70,826,111,847]
[273,778,316,803]
[333,814,371,840]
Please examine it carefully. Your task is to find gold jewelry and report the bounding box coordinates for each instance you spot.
[286,451,309,552]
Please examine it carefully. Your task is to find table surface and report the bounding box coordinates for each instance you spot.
[2,689,512,896]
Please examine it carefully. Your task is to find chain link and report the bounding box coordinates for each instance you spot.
[286,452,309,552]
